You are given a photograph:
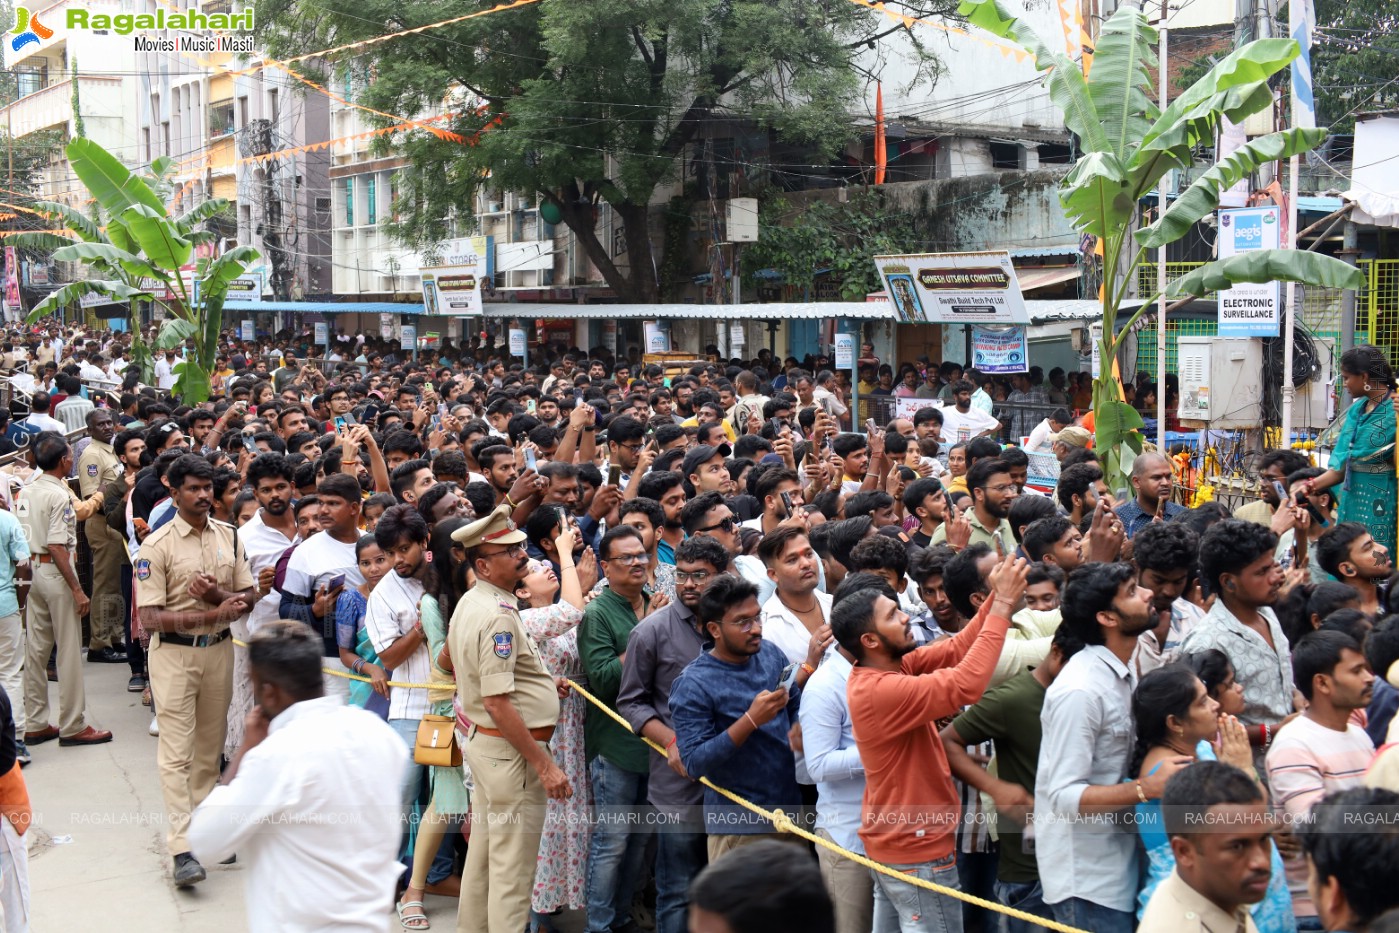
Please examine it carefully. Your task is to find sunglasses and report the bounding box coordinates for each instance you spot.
[694,516,736,534]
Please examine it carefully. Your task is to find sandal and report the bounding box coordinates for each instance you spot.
[141,686,152,707]
[397,897,430,931]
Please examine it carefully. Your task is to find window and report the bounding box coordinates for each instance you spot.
[15,67,46,98]
[209,101,234,138]
[345,177,354,226]
[367,176,377,225]
[342,68,354,102]
[389,175,400,222]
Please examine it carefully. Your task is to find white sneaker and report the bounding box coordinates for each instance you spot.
[149,716,159,737]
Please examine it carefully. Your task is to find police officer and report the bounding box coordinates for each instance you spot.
[17,431,112,748]
[449,504,570,933]
[136,453,255,888]
[77,407,128,664]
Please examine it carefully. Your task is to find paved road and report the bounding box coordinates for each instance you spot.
[20,658,494,931]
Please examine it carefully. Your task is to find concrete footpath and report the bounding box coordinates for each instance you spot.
[19,658,468,931]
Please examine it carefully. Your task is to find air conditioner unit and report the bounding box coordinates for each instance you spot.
[1177,336,1264,428]
[315,197,332,214]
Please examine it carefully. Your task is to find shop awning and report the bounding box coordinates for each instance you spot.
[481,302,899,321]
[1016,266,1082,292]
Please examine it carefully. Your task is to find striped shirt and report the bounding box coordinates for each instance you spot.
[1265,715,1374,919]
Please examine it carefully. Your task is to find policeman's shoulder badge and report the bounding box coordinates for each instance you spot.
[87,464,98,477]
[135,558,151,581]
[492,632,513,659]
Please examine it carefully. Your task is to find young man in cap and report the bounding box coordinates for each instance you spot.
[449,504,571,933]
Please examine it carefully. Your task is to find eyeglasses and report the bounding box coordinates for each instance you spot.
[694,516,736,534]
[674,570,712,584]
[724,616,762,632]
[603,552,650,565]
[482,543,527,558]
[985,484,1018,495]
[615,441,644,453]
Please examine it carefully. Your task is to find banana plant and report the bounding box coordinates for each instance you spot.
[4,139,258,402]
[958,0,1365,486]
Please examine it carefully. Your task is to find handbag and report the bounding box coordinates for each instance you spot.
[414,714,462,767]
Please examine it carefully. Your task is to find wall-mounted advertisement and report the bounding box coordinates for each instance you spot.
[873,251,1029,324]
[419,236,493,316]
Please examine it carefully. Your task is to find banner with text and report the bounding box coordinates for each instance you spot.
[419,236,493,316]
[1218,207,1281,337]
[971,325,1030,373]
[873,251,1029,324]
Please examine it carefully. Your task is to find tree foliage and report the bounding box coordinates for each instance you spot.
[961,0,1363,486]
[747,189,919,300]
[258,0,954,301]
[1311,0,1399,133]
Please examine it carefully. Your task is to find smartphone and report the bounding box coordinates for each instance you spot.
[821,435,833,453]
[362,402,381,425]
[865,418,877,434]
[770,417,784,436]
[608,464,622,486]
[778,661,800,693]
[779,491,794,519]
[525,448,538,472]
[333,415,348,434]
[248,404,258,416]
[1295,491,1331,528]
[1272,480,1288,502]
[526,398,537,414]
[328,573,346,591]
[425,382,434,393]
[242,433,259,455]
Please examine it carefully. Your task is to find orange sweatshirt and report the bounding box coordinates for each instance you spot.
[846,598,1010,865]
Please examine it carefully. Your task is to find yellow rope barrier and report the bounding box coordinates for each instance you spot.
[235,638,1087,931]
[562,677,1090,933]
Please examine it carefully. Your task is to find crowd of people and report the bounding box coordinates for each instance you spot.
[1,321,1398,933]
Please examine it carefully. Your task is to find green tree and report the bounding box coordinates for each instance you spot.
[1311,0,1399,133]
[747,190,919,300]
[259,0,954,302]
[3,139,258,401]
[961,0,1364,486]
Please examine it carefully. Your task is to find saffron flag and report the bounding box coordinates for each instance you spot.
[874,84,887,185]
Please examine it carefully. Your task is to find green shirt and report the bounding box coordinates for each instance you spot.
[578,586,651,773]
[929,508,1015,553]
[950,669,1046,884]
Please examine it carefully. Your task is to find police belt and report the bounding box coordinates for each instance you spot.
[159,629,232,648]
[473,724,555,742]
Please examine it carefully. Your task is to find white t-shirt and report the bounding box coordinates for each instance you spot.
[282,530,364,602]
[240,510,299,634]
[938,405,1001,445]
[364,571,430,721]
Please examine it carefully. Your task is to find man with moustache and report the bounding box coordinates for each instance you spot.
[239,455,300,635]
[449,504,570,933]
[1138,762,1276,933]
[931,458,1018,551]
[78,407,129,664]
[137,454,257,887]
[617,535,731,933]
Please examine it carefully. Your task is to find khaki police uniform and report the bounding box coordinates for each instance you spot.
[449,505,560,933]
[77,438,125,651]
[136,513,254,856]
[1138,867,1259,933]
[17,472,91,737]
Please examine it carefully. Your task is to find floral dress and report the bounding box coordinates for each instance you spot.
[521,601,590,914]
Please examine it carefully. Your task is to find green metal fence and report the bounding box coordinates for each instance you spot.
[1132,259,1395,376]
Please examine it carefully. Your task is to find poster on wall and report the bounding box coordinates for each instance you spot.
[418,236,493,315]
[380,313,396,340]
[873,251,1029,324]
[240,321,255,341]
[508,328,527,357]
[314,322,329,346]
[4,247,20,312]
[834,333,855,370]
[400,324,417,351]
[224,271,264,305]
[971,326,1029,373]
[1217,206,1281,337]
[643,321,670,354]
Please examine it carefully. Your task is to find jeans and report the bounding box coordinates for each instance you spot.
[1049,898,1135,933]
[957,849,998,933]
[993,880,1049,933]
[654,825,707,933]
[872,856,964,933]
[387,718,453,885]
[585,756,651,933]
[1295,918,1325,932]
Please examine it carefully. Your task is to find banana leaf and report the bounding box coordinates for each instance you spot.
[119,204,192,271]
[67,137,165,217]
[25,279,148,323]
[1165,250,1365,298]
